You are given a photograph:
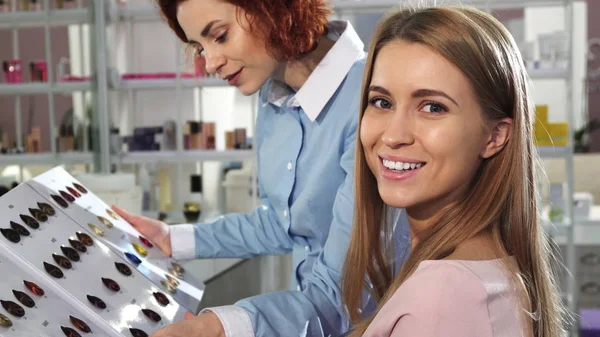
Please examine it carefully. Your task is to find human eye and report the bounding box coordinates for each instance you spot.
[368,97,393,110]
[189,43,204,56]
[215,31,228,43]
[420,101,448,114]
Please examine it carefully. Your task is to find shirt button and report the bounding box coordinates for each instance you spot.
[296,285,301,291]
[283,210,288,218]
[287,162,293,171]
[305,246,309,252]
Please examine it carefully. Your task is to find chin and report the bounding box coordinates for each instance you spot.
[238,83,259,96]
[237,76,267,96]
[378,186,415,209]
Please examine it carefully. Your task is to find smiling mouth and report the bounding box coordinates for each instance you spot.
[382,159,426,172]
[224,69,242,81]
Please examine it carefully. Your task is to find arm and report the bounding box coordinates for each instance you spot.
[170,96,294,261]
[169,202,294,260]
[207,113,359,337]
[389,264,494,337]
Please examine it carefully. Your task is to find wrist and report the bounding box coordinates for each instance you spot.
[204,312,225,337]
[161,222,173,256]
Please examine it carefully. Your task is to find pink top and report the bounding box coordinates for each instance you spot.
[363,258,527,337]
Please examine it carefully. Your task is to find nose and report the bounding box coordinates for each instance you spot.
[381,111,414,149]
[204,49,226,75]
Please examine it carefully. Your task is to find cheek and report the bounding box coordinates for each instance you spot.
[422,121,485,178]
[359,113,383,153]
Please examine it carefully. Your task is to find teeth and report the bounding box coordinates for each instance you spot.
[382,159,424,171]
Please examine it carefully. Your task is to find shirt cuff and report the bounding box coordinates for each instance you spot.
[169,224,196,260]
[201,306,254,337]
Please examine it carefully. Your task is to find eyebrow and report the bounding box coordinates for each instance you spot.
[186,20,220,45]
[368,85,460,107]
[201,20,220,37]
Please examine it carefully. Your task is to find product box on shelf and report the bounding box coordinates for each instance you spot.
[534,105,568,146]
[0,166,205,337]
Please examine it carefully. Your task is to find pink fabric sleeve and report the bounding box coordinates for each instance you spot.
[389,264,494,337]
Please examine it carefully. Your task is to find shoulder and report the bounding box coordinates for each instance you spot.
[399,262,489,309]
[368,262,499,337]
[339,56,367,94]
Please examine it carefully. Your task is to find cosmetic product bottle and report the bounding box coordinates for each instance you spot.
[199,122,208,149]
[205,122,216,150]
[29,0,41,10]
[225,131,234,150]
[19,0,28,10]
[3,60,22,83]
[0,0,10,12]
[184,174,203,222]
[183,122,191,150]
[29,61,47,82]
[189,121,200,149]
[110,128,121,154]
[162,120,177,151]
[234,128,247,149]
[154,126,164,151]
[31,126,41,153]
[65,125,74,151]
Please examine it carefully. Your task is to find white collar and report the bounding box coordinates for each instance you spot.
[267,20,365,121]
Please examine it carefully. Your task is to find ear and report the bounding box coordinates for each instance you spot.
[480,117,513,159]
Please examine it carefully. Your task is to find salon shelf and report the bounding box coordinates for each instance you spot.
[0,81,92,95]
[111,77,228,91]
[541,206,600,245]
[112,4,160,22]
[537,146,571,158]
[0,152,93,166]
[0,8,89,29]
[528,68,569,80]
[113,150,255,164]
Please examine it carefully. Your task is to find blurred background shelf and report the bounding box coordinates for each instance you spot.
[112,77,227,90]
[0,152,93,166]
[113,150,255,164]
[0,82,92,95]
[0,8,89,29]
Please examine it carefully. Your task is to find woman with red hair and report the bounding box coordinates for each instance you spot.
[112,1,408,337]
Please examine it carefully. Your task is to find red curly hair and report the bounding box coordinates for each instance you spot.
[157,0,332,61]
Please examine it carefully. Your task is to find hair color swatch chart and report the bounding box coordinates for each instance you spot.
[0,167,205,337]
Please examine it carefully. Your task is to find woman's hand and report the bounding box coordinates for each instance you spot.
[151,312,225,337]
[111,205,172,256]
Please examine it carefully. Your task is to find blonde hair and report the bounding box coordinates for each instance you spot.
[342,6,568,337]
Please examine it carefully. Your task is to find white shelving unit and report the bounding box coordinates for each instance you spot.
[0,152,93,166]
[113,150,255,164]
[0,81,91,95]
[0,7,89,28]
[112,77,227,91]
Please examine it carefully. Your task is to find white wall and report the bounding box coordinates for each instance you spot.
[524,2,588,129]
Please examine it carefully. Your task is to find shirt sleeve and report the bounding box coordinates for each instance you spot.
[170,96,295,261]
[200,306,254,337]
[230,110,359,337]
[389,264,494,337]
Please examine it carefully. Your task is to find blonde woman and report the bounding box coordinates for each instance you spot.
[342,6,567,337]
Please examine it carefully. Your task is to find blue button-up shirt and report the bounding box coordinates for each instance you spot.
[170,21,409,337]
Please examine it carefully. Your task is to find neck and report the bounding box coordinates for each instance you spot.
[407,204,502,261]
[273,35,335,92]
